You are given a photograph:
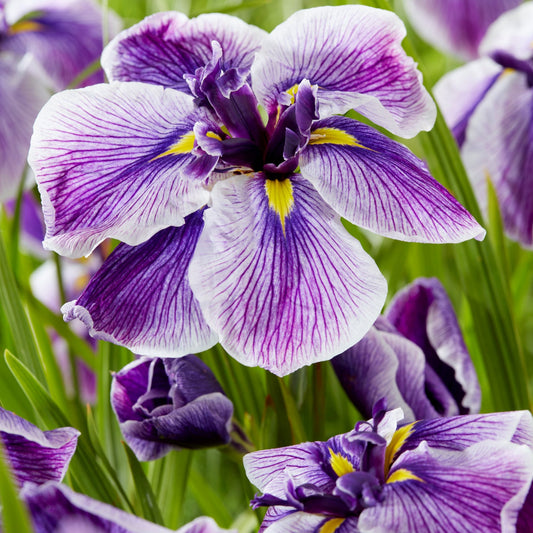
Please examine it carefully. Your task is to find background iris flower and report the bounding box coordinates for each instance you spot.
[30,6,484,376]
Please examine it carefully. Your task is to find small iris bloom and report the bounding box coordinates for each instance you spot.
[434,2,533,247]
[332,277,480,422]
[244,404,533,532]
[30,6,484,376]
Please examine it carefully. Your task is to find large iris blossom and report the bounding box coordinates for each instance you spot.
[30,6,485,376]
[434,2,533,247]
[244,404,533,532]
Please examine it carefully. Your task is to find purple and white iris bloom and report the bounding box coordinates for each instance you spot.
[434,2,533,247]
[403,0,522,60]
[21,481,235,533]
[0,407,79,487]
[332,277,480,423]
[0,0,119,200]
[244,404,533,532]
[111,355,234,461]
[30,6,485,376]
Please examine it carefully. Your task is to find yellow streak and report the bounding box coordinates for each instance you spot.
[8,20,43,34]
[151,131,195,161]
[329,448,354,478]
[206,131,222,141]
[384,422,415,476]
[264,179,294,235]
[309,127,374,150]
[319,518,345,533]
[387,468,423,484]
[286,83,299,104]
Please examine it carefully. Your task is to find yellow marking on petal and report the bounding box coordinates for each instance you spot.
[264,178,294,235]
[309,127,374,151]
[206,131,222,141]
[499,67,515,79]
[329,448,354,478]
[74,274,90,293]
[319,518,345,533]
[384,422,415,476]
[386,468,423,484]
[150,131,195,161]
[8,20,43,34]
[286,83,299,104]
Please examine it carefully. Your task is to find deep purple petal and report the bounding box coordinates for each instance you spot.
[252,5,435,138]
[300,116,485,243]
[403,0,521,60]
[0,407,79,486]
[29,81,217,258]
[462,71,533,247]
[102,11,266,90]
[63,215,217,357]
[189,174,386,376]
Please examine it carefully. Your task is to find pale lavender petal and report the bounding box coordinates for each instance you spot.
[433,58,502,146]
[359,440,533,533]
[462,71,533,247]
[386,277,481,415]
[479,2,533,60]
[300,116,485,243]
[252,5,435,138]
[403,0,522,60]
[262,513,334,533]
[0,407,79,486]
[102,11,266,90]
[177,517,235,533]
[189,174,387,376]
[0,54,49,201]
[29,82,216,258]
[62,215,217,357]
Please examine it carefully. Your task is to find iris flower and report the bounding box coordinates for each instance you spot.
[332,277,480,422]
[30,6,484,376]
[244,403,533,532]
[434,2,533,247]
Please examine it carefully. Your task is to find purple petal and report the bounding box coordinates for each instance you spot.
[385,277,481,415]
[403,0,522,60]
[300,116,485,243]
[359,440,533,533]
[261,512,333,533]
[251,5,436,138]
[462,71,533,247]
[102,11,266,90]
[29,82,217,258]
[433,58,502,146]
[62,215,217,357]
[189,174,386,376]
[0,54,49,201]
[0,407,79,486]
[177,517,235,533]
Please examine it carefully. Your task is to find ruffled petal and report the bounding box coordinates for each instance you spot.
[0,54,49,201]
[359,441,533,533]
[433,58,502,146]
[62,214,217,356]
[102,11,266,90]
[403,0,522,60]
[189,174,386,376]
[29,81,217,258]
[462,71,533,246]
[300,116,485,243]
[0,407,79,486]
[251,5,435,137]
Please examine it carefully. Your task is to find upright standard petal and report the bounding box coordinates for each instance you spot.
[300,116,485,243]
[29,82,217,257]
[63,213,217,357]
[189,174,387,376]
[403,0,522,60]
[462,72,533,247]
[102,11,266,90]
[0,407,79,486]
[251,5,435,138]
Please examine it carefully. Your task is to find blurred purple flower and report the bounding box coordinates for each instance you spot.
[111,355,234,461]
[332,277,480,423]
[403,0,521,60]
[22,481,235,533]
[434,2,533,247]
[30,7,485,376]
[244,404,533,532]
[0,406,79,487]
